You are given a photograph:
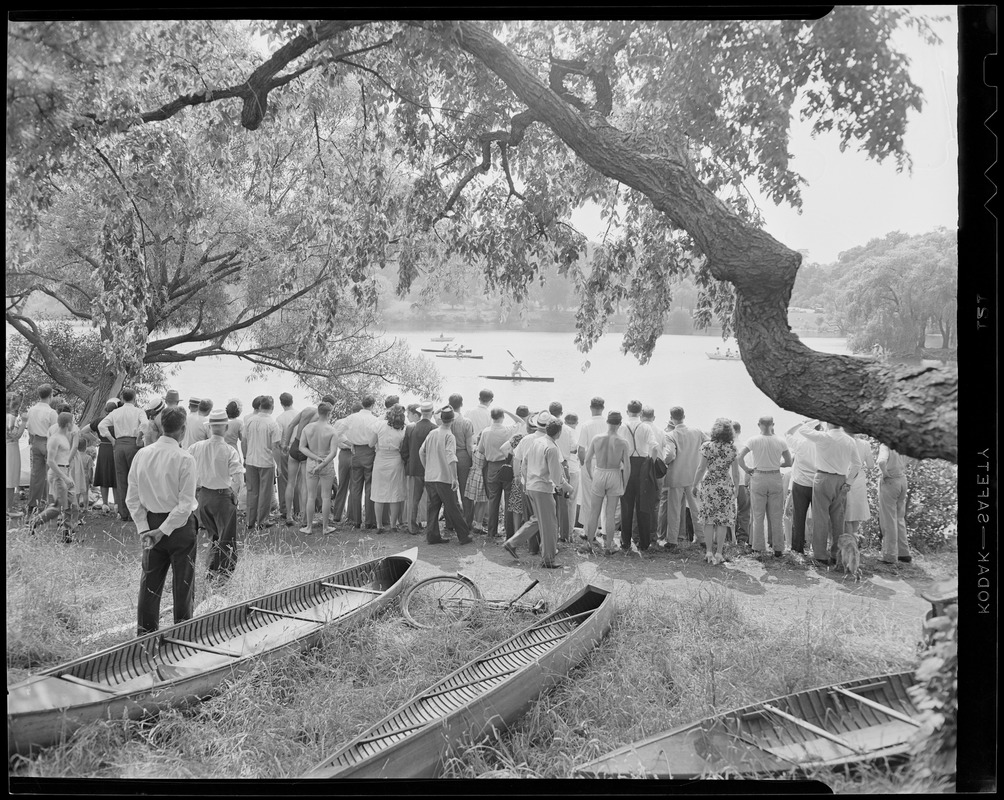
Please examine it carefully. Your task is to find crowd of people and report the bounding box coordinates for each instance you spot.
[5,382,915,635]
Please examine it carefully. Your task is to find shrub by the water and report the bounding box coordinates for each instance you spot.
[859,451,957,553]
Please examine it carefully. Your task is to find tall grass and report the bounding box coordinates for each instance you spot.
[8,523,947,790]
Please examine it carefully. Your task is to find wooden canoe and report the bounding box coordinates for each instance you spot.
[480,375,555,382]
[435,354,483,360]
[303,583,614,778]
[421,348,471,353]
[7,548,418,758]
[429,336,454,342]
[706,352,742,360]
[574,670,920,779]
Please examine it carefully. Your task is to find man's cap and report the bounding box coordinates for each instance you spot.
[439,406,455,422]
[419,401,434,413]
[165,389,180,403]
[144,397,165,415]
[209,409,228,424]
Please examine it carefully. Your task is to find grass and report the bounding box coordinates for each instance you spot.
[7,519,955,790]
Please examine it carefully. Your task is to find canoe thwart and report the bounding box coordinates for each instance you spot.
[248,605,324,624]
[322,582,383,595]
[760,703,865,754]
[829,686,921,727]
[162,637,241,658]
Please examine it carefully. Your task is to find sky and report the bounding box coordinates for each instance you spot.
[571,7,959,265]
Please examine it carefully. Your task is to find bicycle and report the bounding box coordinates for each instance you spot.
[401,574,549,629]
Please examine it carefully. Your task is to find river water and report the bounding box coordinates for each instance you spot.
[135,329,852,436]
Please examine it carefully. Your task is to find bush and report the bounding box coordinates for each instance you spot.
[908,602,957,780]
[859,451,957,553]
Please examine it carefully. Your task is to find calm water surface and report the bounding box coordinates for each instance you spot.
[157,330,851,436]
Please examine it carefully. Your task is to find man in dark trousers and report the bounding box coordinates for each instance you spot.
[189,409,243,578]
[126,407,199,635]
[419,406,472,545]
[401,401,436,534]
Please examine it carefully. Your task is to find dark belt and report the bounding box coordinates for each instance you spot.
[56,464,69,469]
[817,470,844,476]
[351,443,374,449]
[198,486,233,494]
[30,434,47,441]
[340,448,351,452]
[115,436,138,442]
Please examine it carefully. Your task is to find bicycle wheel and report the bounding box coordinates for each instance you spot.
[401,575,482,629]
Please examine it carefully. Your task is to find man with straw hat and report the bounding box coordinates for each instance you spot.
[138,397,166,448]
[189,408,243,578]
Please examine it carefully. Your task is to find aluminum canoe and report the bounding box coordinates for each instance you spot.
[304,583,614,778]
[573,670,921,779]
[8,548,418,758]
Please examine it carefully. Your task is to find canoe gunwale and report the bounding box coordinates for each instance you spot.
[8,548,419,758]
[306,583,614,778]
[573,670,919,778]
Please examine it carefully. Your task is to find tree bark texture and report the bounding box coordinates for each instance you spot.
[448,22,958,462]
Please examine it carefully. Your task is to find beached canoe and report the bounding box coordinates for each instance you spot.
[7,548,418,758]
[480,375,555,382]
[435,354,484,360]
[574,670,920,779]
[303,583,614,778]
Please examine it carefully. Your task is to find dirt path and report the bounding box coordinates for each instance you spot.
[68,514,955,640]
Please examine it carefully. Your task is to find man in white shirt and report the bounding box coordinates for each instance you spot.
[730,421,752,546]
[661,407,707,550]
[877,444,912,564]
[798,419,863,565]
[464,389,494,441]
[182,398,212,449]
[577,397,608,540]
[419,406,472,545]
[99,387,147,522]
[502,417,574,568]
[127,407,199,634]
[189,409,243,577]
[344,396,380,528]
[243,396,282,530]
[563,413,581,529]
[785,421,818,555]
[478,407,521,538]
[618,400,663,552]
[548,401,574,541]
[274,392,297,523]
[25,383,57,513]
[736,416,792,557]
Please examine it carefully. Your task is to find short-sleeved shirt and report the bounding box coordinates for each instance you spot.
[26,402,57,437]
[743,434,788,471]
[244,413,281,468]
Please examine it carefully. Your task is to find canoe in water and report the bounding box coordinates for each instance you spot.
[7,548,418,758]
[480,375,555,382]
[421,348,471,353]
[574,670,921,779]
[435,354,483,360]
[430,336,454,342]
[303,584,614,778]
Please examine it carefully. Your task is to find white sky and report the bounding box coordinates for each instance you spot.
[571,7,959,265]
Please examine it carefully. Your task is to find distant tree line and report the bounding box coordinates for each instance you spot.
[790,228,956,355]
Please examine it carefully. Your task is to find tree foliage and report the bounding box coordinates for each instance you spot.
[6,13,957,459]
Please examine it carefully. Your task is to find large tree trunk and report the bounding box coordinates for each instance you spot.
[79,369,125,427]
[449,22,958,462]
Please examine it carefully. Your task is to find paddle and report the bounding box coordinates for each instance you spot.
[505,579,540,610]
[506,350,533,377]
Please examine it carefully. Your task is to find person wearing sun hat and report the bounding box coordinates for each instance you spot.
[189,408,243,578]
[164,390,181,407]
[138,397,166,448]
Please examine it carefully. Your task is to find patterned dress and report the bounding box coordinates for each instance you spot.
[464,446,488,503]
[699,440,737,527]
[505,433,525,515]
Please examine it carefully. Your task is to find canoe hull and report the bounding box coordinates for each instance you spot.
[574,671,919,779]
[306,584,614,778]
[435,355,483,359]
[480,376,555,382]
[8,549,418,758]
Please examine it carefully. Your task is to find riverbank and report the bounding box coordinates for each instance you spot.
[8,512,957,786]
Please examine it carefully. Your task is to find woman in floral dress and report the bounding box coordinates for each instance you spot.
[694,418,740,564]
